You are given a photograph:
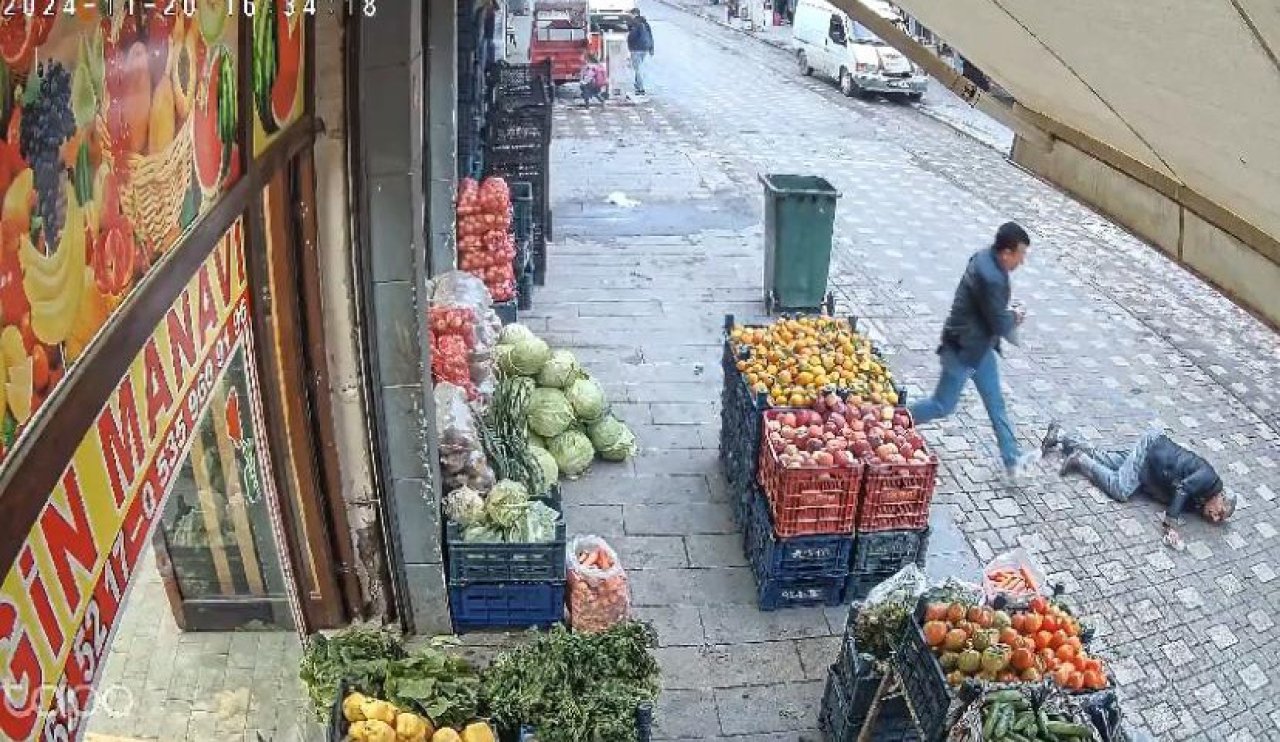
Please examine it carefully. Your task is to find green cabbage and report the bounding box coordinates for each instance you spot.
[461,525,505,543]
[507,337,551,377]
[565,377,607,422]
[588,416,637,462]
[529,445,559,492]
[548,430,594,478]
[484,480,530,529]
[527,388,575,438]
[499,323,538,346]
[528,429,546,450]
[510,501,560,543]
[443,486,486,526]
[537,350,582,389]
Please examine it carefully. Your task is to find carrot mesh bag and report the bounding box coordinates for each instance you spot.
[566,535,631,632]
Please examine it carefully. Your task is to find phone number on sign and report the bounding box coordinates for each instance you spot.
[2,0,377,16]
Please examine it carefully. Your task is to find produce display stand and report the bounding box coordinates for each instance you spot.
[719,312,931,612]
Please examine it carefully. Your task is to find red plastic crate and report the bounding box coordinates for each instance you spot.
[857,455,938,532]
[758,410,864,537]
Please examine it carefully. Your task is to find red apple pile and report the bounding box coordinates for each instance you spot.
[456,177,518,302]
[765,393,931,469]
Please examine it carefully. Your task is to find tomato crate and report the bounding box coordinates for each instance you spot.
[857,454,939,533]
[758,410,864,538]
[445,515,567,585]
[894,604,956,742]
[449,581,566,632]
[820,668,921,742]
[747,486,852,580]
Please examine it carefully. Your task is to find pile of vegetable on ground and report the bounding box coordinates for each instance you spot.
[302,622,659,742]
[496,323,636,479]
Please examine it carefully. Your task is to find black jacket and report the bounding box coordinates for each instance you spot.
[627,19,654,52]
[1140,435,1223,515]
[939,248,1016,366]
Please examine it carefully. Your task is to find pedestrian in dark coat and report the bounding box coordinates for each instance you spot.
[909,222,1035,477]
[627,9,655,94]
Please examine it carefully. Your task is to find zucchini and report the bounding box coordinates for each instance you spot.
[983,702,1003,739]
[992,705,1014,739]
[1044,720,1092,738]
[985,690,1026,704]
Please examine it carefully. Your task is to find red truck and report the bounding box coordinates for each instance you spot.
[531,0,591,85]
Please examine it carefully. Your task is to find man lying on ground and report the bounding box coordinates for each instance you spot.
[1042,422,1236,535]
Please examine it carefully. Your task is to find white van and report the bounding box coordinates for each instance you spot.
[793,0,927,101]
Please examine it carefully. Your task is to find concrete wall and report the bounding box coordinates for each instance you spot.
[355,0,451,635]
[1013,134,1280,328]
[312,11,392,621]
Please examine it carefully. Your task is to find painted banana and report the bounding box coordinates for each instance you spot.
[21,184,87,345]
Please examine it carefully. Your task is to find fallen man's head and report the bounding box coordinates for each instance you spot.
[1202,489,1236,523]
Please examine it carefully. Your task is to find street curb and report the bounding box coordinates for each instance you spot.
[654,0,1008,152]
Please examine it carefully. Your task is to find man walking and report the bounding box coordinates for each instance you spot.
[910,222,1036,477]
[627,9,655,95]
[1043,423,1236,528]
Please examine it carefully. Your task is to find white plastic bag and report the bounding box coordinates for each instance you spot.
[982,548,1048,606]
[434,382,495,491]
[566,535,631,633]
[429,271,501,398]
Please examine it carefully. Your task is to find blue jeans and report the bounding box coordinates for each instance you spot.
[1067,426,1163,503]
[631,51,650,92]
[910,349,1021,468]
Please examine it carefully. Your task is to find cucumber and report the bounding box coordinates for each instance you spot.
[73,141,93,206]
[1044,720,1092,738]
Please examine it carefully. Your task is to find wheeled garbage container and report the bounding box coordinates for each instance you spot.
[760,174,840,313]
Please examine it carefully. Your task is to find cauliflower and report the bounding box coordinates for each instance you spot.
[350,719,396,742]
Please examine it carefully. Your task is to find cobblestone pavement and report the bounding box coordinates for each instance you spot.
[86,551,314,741]
[542,3,1280,739]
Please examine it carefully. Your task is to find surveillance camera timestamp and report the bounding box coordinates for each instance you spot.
[1,1,377,17]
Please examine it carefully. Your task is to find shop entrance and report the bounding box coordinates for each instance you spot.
[152,345,296,632]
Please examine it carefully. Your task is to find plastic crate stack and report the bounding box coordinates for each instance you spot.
[845,410,936,601]
[457,0,491,179]
[819,608,921,742]
[485,61,553,287]
[511,180,536,310]
[719,313,936,610]
[446,489,568,632]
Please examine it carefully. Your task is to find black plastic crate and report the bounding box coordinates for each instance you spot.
[747,487,852,580]
[893,605,954,742]
[494,300,518,325]
[756,573,845,611]
[517,265,534,311]
[850,528,929,574]
[491,60,554,110]
[512,181,534,243]
[446,517,566,584]
[820,669,920,742]
[450,582,565,632]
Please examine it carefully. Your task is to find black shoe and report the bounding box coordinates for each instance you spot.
[1059,451,1082,477]
[1041,421,1062,455]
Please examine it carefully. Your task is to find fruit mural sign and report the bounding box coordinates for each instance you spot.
[0,3,241,470]
[0,221,248,742]
[252,0,305,156]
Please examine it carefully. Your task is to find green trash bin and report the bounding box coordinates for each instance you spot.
[760,174,841,312]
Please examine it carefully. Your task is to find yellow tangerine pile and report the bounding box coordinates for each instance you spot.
[729,316,897,408]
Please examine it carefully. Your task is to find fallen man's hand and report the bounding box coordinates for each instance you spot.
[1161,521,1186,551]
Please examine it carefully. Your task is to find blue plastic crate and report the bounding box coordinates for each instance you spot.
[747,487,852,580]
[449,582,565,632]
[756,573,845,611]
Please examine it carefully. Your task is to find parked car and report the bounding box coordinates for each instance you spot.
[793,0,927,101]
[589,0,634,32]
